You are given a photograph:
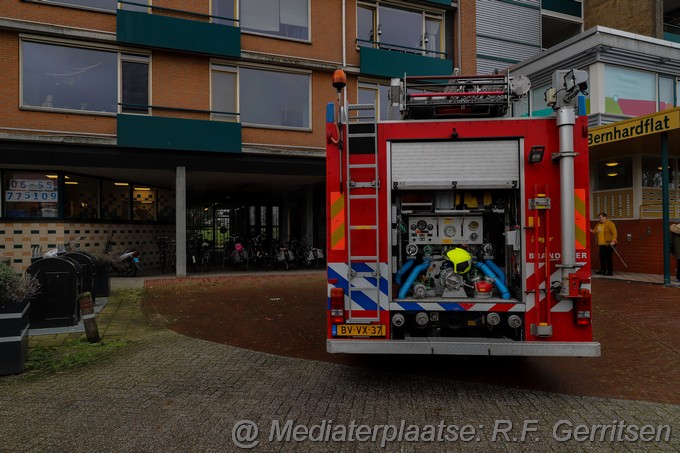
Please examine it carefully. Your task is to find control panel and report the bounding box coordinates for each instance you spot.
[408,215,483,245]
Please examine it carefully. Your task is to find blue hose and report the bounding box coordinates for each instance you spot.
[395,258,415,285]
[475,261,511,300]
[483,259,506,283]
[398,260,431,299]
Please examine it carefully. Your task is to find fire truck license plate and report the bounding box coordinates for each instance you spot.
[336,324,385,337]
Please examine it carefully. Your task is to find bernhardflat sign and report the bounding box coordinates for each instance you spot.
[588,108,680,146]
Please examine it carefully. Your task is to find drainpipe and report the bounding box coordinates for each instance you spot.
[342,0,346,67]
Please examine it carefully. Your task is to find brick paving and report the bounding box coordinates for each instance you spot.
[0,271,677,452]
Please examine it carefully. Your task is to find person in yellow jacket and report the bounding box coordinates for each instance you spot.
[590,212,617,276]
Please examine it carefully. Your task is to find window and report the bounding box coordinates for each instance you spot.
[132,186,157,221]
[642,156,677,189]
[157,189,176,222]
[211,65,238,121]
[604,66,655,116]
[236,0,309,40]
[238,67,310,128]
[358,83,392,121]
[22,41,149,115]
[357,2,444,55]
[102,181,131,220]
[64,174,99,219]
[530,83,553,117]
[212,0,237,26]
[28,0,147,12]
[121,55,150,114]
[595,158,633,191]
[3,172,58,218]
[659,76,675,111]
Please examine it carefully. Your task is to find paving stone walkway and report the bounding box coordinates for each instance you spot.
[0,272,677,452]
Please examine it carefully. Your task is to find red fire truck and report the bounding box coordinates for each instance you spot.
[325,69,600,356]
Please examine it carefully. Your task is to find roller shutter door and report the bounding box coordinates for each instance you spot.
[390,140,520,189]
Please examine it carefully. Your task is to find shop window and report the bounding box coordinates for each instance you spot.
[604,65,656,116]
[3,171,58,218]
[21,40,148,115]
[239,67,310,129]
[64,174,99,219]
[594,158,633,191]
[157,189,176,222]
[357,2,444,55]
[530,83,553,117]
[211,65,238,121]
[659,76,675,111]
[132,186,157,221]
[102,181,131,220]
[642,156,677,189]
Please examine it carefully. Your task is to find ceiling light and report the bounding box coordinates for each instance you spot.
[606,172,618,177]
[114,182,129,186]
[45,174,58,179]
[134,187,151,191]
[65,181,79,185]
[605,162,618,167]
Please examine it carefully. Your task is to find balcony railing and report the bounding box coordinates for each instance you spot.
[664,23,680,44]
[117,1,240,58]
[357,39,452,78]
[117,104,241,153]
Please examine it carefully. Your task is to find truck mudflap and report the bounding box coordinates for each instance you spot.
[327,338,601,357]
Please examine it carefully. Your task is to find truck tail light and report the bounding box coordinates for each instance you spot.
[574,293,592,326]
[330,287,345,323]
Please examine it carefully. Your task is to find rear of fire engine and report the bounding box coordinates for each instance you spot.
[325,69,600,357]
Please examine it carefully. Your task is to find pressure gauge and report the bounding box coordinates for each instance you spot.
[470,233,479,241]
[468,220,480,231]
[444,225,456,237]
[410,223,417,230]
[406,244,418,256]
[427,224,434,230]
[417,220,428,230]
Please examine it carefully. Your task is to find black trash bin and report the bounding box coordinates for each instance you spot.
[26,257,81,328]
[64,252,97,303]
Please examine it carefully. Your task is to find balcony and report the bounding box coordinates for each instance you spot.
[664,23,680,44]
[359,43,452,78]
[117,106,241,153]
[541,0,582,18]
[116,2,240,58]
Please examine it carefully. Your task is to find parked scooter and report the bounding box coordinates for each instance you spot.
[104,235,142,277]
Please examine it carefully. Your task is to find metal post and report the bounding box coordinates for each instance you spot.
[556,106,577,296]
[661,133,671,285]
[176,166,187,277]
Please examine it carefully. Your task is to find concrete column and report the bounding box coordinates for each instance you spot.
[176,166,187,277]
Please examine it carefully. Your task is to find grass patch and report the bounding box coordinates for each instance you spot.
[24,338,131,376]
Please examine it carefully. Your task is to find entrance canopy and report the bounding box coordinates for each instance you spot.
[589,108,680,284]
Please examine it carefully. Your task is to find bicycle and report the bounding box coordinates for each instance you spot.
[156,236,176,274]
[200,240,211,272]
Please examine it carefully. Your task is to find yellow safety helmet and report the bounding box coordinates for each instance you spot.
[445,247,472,274]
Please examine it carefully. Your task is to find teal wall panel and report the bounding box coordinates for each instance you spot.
[360,47,453,78]
[117,115,242,153]
[117,10,240,57]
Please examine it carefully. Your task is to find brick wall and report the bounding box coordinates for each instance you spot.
[0,222,175,273]
[585,0,661,38]
[590,219,678,275]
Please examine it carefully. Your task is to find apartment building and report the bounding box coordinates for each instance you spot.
[0,0,480,273]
